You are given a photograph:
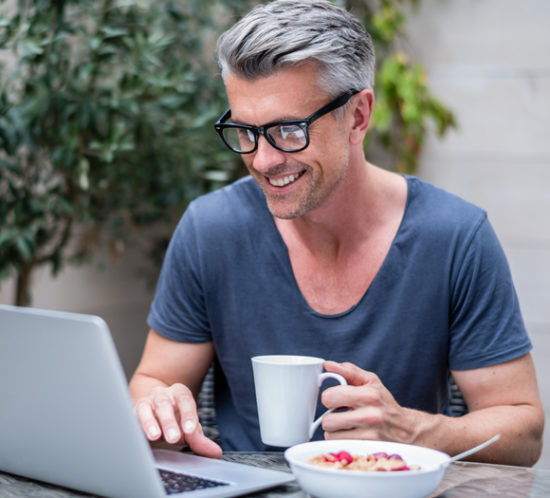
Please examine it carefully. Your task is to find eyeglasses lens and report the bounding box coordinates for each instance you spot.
[222,124,307,153]
[267,124,307,151]
[222,127,256,153]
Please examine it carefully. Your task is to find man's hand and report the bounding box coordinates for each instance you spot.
[129,331,220,458]
[134,383,222,459]
[321,357,544,467]
[320,361,419,443]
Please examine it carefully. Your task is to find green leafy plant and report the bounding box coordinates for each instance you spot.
[0,0,455,306]
[349,0,457,171]
[0,0,238,305]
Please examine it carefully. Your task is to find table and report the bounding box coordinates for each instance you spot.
[1,452,550,497]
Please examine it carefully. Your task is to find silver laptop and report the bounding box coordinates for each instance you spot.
[0,304,294,498]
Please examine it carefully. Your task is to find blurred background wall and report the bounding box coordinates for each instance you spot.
[406,0,550,468]
[1,0,549,468]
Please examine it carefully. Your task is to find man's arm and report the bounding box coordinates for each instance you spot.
[449,353,544,465]
[129,329,222,458]
[321,353,544,466]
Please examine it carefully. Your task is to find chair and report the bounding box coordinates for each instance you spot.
[449,377,469,417]
[197,365,220,442]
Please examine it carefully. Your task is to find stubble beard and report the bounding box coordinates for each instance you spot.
[258,160,349,220]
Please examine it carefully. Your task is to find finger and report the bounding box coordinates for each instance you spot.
[322,404,382,432]
[322,383,381,410]
[322,407,389,442]
[135,399,163,441]
[185,424,223,459]
[171,384,201,438]
[169,384,222,458]
[324,361,379,386]
[321,409,357,433]
[152,390,183,444]
[324,426,381,441]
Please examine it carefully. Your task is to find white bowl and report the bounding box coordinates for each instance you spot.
[284,440,451,498]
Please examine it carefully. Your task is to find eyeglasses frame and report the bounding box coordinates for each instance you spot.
[214,89,360,154]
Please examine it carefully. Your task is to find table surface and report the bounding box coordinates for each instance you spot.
[1,451,550,497]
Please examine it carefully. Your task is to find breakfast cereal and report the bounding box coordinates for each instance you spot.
[308,450,421,471]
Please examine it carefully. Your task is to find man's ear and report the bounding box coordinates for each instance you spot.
[349,89,374,145]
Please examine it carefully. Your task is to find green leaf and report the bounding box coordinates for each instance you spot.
[100,27,129,39]
[15,235,34,261]
[19,40,44,56]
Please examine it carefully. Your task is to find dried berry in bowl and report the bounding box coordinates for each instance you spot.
[308,450,421,471]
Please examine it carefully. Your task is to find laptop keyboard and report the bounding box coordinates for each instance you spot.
[158,468,230,495]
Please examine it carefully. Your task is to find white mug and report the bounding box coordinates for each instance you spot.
[251,355,347,447]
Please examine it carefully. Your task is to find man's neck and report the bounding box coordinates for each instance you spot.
[274,160,403,259]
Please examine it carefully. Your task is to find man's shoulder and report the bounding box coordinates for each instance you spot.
[403,176,490,252]
[407,176,487,225]
[188,176,265,223]
[193,175,261,205]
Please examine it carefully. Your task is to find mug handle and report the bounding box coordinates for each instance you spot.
[309,372,347,439]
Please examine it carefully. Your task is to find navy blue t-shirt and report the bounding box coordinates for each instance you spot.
[148,175,531,451]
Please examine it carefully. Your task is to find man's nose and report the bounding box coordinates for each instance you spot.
[252,135,286,173]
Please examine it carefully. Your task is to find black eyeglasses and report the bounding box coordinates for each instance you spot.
[214,89,359,154]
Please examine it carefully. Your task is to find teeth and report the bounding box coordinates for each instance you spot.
[269,173,300,187]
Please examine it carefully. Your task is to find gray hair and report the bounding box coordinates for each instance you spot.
[216,0,375,95]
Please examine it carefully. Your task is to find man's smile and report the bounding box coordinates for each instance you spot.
[267,170,306,187]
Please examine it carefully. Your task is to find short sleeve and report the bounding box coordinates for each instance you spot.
[448,216,531,370]
[147,203,212,343]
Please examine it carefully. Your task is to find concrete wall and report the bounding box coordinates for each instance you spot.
[1,0,549,468]
[405,0,550,468]
[0,246,156,381]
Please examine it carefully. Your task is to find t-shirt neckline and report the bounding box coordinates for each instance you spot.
[262,174,414,319]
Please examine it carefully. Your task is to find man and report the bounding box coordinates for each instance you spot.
[129,0,544,465]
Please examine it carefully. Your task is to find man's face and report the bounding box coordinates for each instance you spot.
[225,64,353,220]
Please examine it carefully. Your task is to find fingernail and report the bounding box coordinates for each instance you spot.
[183,420,196,434]
[148,426,161,438]
[167,428,179,441]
